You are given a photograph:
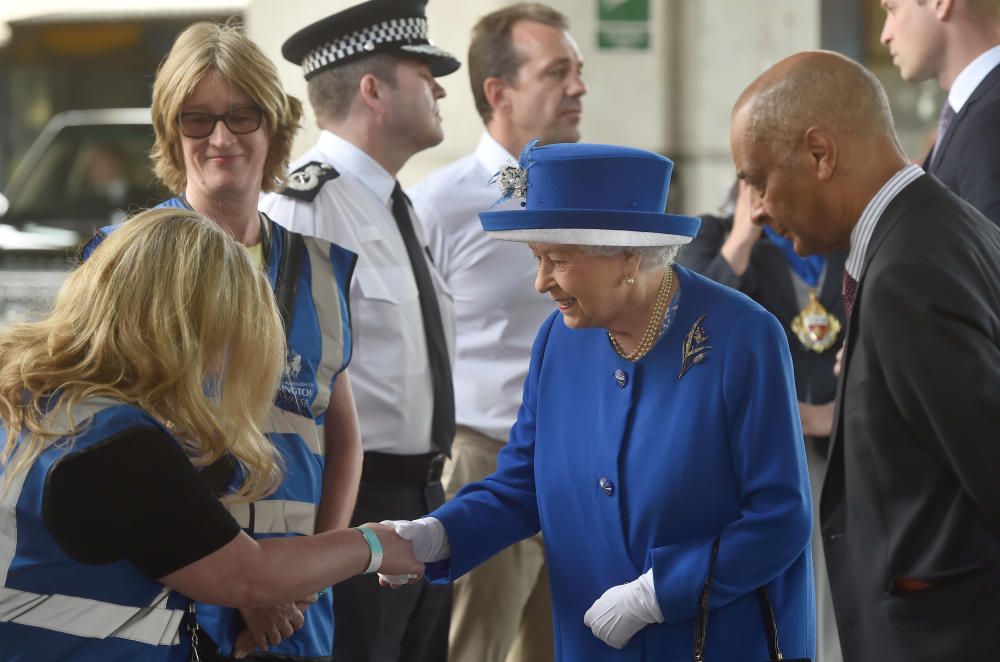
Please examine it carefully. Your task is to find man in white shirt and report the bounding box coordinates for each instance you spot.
[407,4,585,661]
[880,0,1000,224]
[261,1,459,660]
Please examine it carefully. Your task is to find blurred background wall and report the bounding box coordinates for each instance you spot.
[0,0,944,217]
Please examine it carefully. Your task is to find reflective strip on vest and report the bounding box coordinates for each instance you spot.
[305,236,344,419]
[0,585,185,646]
[227,500,317,536]
[0,397,125,586]
[265,407,324,456]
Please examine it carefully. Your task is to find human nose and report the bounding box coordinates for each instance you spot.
[568,69,587,97]
[534,261,553,294]
[880,17,891,46]
[432,79,446,100]
[208,117,236,146]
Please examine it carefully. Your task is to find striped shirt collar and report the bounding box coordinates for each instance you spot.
[845,164,923,279]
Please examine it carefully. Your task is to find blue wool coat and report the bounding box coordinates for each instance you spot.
[427,267,816,660]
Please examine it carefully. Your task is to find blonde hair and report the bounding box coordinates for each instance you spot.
[0,208,286,503]
[151,21,303,194]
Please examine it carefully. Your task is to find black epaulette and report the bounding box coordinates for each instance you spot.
[278,161,340,201]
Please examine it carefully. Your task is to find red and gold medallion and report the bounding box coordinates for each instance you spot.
[790,290,840,353]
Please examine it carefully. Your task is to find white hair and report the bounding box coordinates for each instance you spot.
[581,244,681,271]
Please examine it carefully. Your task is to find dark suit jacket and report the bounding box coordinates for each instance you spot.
[678,214,846,408]
[821,174,1000,661]
[926,61,1000,226]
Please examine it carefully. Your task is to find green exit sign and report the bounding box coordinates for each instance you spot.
[598,0,650,50]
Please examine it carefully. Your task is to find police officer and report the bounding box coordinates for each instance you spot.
[261,2,459,660]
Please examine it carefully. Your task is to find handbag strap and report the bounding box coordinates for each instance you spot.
[692,538,785,661]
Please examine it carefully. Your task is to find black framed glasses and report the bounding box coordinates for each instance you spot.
[179,107,264,138]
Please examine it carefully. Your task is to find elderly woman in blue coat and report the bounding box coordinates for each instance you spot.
[384,143,816,660]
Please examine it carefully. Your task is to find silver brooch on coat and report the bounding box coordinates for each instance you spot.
[679,314,712,379]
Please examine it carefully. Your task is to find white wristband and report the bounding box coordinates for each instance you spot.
[355,526,383,574]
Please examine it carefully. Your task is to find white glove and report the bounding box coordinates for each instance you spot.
[583,569,664,650]
[377,517,450,586]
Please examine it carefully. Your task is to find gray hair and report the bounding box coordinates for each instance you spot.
[581,245,681,271]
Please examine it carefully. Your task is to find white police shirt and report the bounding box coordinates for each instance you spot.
[408,132,553,442]
[261,130,454,455]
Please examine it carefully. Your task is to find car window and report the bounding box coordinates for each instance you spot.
[6,124,168,229]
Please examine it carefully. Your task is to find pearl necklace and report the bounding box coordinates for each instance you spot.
[608,268,674,362]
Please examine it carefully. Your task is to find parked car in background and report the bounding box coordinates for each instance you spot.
[0,108,167,326]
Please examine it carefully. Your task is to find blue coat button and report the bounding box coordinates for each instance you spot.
[614,369,627,388]
[599,477,615,496]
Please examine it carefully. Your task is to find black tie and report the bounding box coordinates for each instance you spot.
[390,182,454,456]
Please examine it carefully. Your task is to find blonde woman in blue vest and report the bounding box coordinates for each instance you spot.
[0,208,419,662]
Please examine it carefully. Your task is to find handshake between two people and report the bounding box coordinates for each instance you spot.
[371,517,450,587]
[230,519,448,658]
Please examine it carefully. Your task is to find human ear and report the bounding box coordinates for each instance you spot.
[483,77,511,114]
[358,74,384,114]
[803,127,838,181]
[932,0,954,21]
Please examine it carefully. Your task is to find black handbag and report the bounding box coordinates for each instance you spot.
[693,538,811,662]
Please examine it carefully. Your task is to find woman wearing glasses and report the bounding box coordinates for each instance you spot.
[84,22,360,661]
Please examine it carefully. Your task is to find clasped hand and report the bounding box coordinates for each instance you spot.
[232,594,318,659]
[360,521,425,580]
[376,518,450,588]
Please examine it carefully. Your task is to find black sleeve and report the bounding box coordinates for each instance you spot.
[676,214,753,291]
[44,425,242,579]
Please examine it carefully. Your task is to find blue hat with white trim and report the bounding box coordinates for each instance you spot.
[479,142,700,247]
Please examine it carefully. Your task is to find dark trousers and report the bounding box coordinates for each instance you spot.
[332,466,451,662]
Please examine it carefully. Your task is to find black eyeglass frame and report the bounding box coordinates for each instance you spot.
[178,107,265,139]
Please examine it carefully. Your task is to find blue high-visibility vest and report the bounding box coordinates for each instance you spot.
[0,398,193,661]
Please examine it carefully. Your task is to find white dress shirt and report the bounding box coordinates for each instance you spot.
[845,163,924,280]
[261,130,455,455]
[949,44,1000,112]
[408,132,554,442]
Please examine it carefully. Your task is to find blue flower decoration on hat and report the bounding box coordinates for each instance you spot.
[489,138,540,208]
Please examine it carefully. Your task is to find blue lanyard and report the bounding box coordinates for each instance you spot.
[762,226,826,287]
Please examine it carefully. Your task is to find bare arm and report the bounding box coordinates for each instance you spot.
[161,522,421,608]
[315,370,363,532]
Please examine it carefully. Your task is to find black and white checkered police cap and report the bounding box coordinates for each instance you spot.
[282,0,460,79]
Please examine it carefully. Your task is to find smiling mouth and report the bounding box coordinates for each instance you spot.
[553,297,576,311]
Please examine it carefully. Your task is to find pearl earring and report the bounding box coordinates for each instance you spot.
[624,275,636,286]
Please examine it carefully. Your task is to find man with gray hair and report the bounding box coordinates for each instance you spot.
[880,0,1000,224]
[408,4,585,660]
[261,1,459,660]
[731,50,1000,661]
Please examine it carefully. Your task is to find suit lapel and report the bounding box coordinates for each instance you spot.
[824,179,924,506]
[929,63,1000,171]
